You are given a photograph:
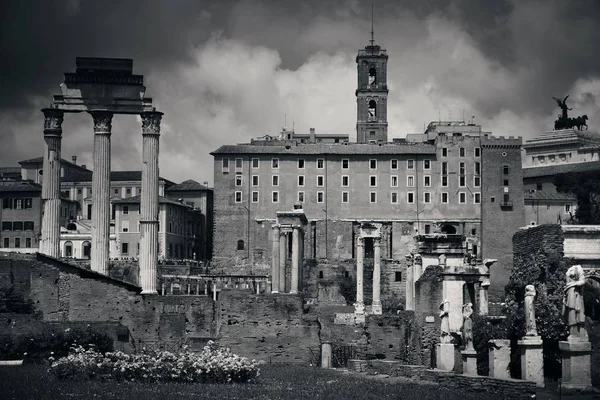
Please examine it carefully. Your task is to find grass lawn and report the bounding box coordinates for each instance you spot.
[0,363,513,400]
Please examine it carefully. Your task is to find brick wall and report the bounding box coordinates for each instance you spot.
[415,265,444,367]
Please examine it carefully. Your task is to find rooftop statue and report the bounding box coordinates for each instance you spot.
[553,95,589,131]
[553,95,572,120]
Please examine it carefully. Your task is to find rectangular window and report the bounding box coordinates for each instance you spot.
[341,175,349,187]
[252,158,259,169]
[423,192,431,203]
[317,191,324,203]
[391,159,398,170]
[3,238,8,248]
[370,176,377,187]
[14,238,20,248]
[342,191,349,203]
[235,176,243,186]
[474,176,481,187]
[13,221,22,231]
[424,175,431,187]
[25,238,31,248]
[369,159,377,170]
[503,179,509,186]
[272,175,279,186]
[122,242,129,255]
[503,165,510,175]
[391,175,398,187]
[459,162,465,175]
[235,158,243,172]
[565,204,571,212]
[459,192,466,204]
[407,176,414,187]
[24,198,32,209]
[298,191,304,203]
[15,199,22,210]
[391,192,398,204]
[222,158,229,173]
[474,193,481,204]
[122,221,129,233]
[441,192,449,203]
[126,188,131,196]
[252,175,259,186]
[252,191,259,203]
[272,191,279,203]
[24,221,34,231]
[459,176,466,187]
[235,191,242,203]
[123,206,129,215]
[503,193,511,204]
[317,175,324,187]
[272,158,279,169]
[441,162,448,175]
[475,147,481,157]
[459,147,465,157]
[114,188,119,195]
[369,192,377,203]
[342,159,349,169]
[407,159,414,169]
[298,159,305,169]
[474,161,481,176]
[423,159,431,170]
[441,176,448,187]
[317,159,324,169]
[442,148,448,157]
[407,192,415,204]
[298,176,305,187]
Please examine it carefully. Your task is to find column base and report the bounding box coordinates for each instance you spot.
[436,343,455,372]
[559,340,592,391]
[271,290,280,294]
[354,313,366,324]
[371,301,382,315]
[354,301,365,315]
[461,349,477,375]
[517,336,544,387]
[140,290,158,295]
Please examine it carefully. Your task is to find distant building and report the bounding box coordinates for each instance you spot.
[522,129,600,225]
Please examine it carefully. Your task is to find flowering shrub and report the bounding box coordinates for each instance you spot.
[50,341,260,383]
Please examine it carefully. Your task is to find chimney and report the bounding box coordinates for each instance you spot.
[81,165,86,169]
[72,156,77,165]
[309,127,316,144]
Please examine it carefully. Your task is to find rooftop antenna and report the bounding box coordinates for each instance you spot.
[369,4,375,46]
[284,113,287,131]
[462,109,465,123]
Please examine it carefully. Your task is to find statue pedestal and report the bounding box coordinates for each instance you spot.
[559,340,593,392]
[436,343,455,372]
[461,349,477,375]
[488,339,511,380]
[517,336,544,387]
[321,343,332,368]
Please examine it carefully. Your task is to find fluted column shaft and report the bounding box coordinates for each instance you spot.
[479,280,490,316]
[88,112,113,274]
[40,109,64,257]
[291,227,300,294]
[372,238,382,314]
[355,237,365,315]
[139,111,163,294]
[271,225,280,293]
[279,232,286,292]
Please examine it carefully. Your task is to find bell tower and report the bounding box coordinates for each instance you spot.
[356,9,388,144]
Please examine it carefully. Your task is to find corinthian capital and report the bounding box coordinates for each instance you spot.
[89,111,113,133]
[42,108,64,132]
[141,111,163,135]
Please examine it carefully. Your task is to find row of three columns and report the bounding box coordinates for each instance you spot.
[270,225,303,294]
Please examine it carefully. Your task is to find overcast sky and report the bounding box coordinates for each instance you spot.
[1,0,600,185]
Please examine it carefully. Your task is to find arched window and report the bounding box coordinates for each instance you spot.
[368,100,377,118]
[368,67,377,85]
[67,222,77,231]
[82,241,91,259]
[441,224,457,234]
[64,241,73,257]
[237,240,245,251]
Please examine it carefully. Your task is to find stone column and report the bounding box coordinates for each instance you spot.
[355,237,365,323]
[405,255,414,311]
[291,227,300,294]
[279,231,286,293]
[479,279,490,316]
[139,111,162,294]
[89,111,113,274]
[271,225,280,293]
[372,237,382,314]
[40,109,64,257]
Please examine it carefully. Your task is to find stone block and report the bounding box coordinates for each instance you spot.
[517,336,544,387]
[559,340,593,391]
[488,339,511,380]
[461,349,477,375]
[436,343,455,372]
[321,343,332,368]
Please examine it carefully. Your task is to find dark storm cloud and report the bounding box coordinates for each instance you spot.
[1,0,600,185]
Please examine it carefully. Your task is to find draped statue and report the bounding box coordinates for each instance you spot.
[563,265,588,341]
[439,299,451,343]
[524,285,538,337]
[462,303,474,350]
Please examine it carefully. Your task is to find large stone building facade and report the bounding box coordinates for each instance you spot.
[211,37,524,302]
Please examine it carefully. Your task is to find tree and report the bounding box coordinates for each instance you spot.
[554,170,600,224]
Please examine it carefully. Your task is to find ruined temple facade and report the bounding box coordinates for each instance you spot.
[211,37,524,304]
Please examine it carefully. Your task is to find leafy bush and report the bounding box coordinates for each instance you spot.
[50,341,260,383]
[0,327,113,363]
[0,287,35,314]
